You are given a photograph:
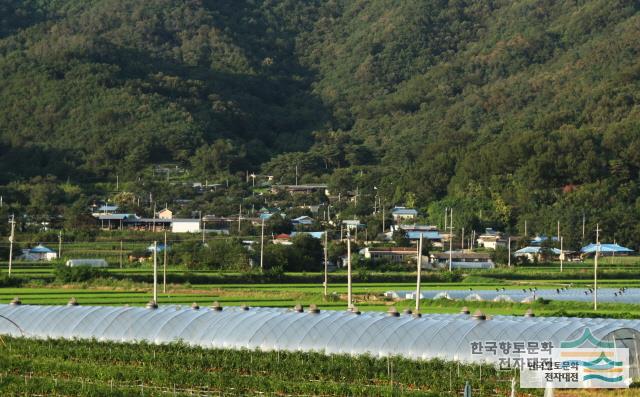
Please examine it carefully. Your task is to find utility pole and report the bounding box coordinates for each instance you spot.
[201,213,206,244]
[560,236,564,273]
[382,203,385,235]
[444,207,448,230]
[163,231,167,293]
[557,220,560,242]
[461,227,465,251]
[260,218,265,272]
[58,230,62,259]
[449,209,453,272]
[415,234,423,313]
[508,236,512,267]
[582,212,586,245]
[524,220,527,237]
[471,230,475,250]
[8,214,15,277]
[238,204,242,234]
[119,240,123,269]
[153,241,158,304]
[116,174,119,191]
[152,202,156,232]
[323,230,328,298]
[594,224,600,311]
[347,231,352,310]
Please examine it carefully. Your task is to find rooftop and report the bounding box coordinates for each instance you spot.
[391,207,418,216]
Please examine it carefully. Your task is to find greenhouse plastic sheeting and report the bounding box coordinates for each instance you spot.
[385,288,640,304]
[1,304,639,372]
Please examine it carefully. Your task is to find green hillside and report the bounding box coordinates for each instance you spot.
[0,0,639,246]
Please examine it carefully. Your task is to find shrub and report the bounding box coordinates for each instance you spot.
[54,264,108,283]
[0,275,23,288]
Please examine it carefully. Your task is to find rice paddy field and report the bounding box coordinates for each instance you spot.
[1,240,640,396]
[1,254,640,317]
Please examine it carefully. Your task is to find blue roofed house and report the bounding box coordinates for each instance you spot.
[391,207,418,223]
[259,212,274,221]
[18,244,58,261]
[580,243,633,256]
[398,225,443,248]
[515,246,562,262]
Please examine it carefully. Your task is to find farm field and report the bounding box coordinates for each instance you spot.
[1,282,639,318]
[1,254,640,396]
[0,337,524,397]
[2,255,640,317]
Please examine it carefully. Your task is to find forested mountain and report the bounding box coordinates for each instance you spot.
[0,0,639,246]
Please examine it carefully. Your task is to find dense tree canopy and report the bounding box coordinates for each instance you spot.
[0,0,639,248]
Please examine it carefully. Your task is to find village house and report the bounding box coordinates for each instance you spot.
[360,247,422,265]
[18,244,58,261]
[476,228,507,250]
[398,225,444,248]
[91,204,119,217]
[515,246,562,262]
[273,233,293,245]
[158,208,173,219]
[431,252,495,269]
[391,207,418,223]
[291,215,314,226]
[271,184,329,196]
[96,214,200,233]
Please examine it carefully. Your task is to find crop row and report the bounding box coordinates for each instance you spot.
[0,337,534,396]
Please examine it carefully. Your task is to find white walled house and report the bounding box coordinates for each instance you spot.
[431,252,494,269]
[171,219,201,233]
[476,228,507,250]
[361,247,421,264]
